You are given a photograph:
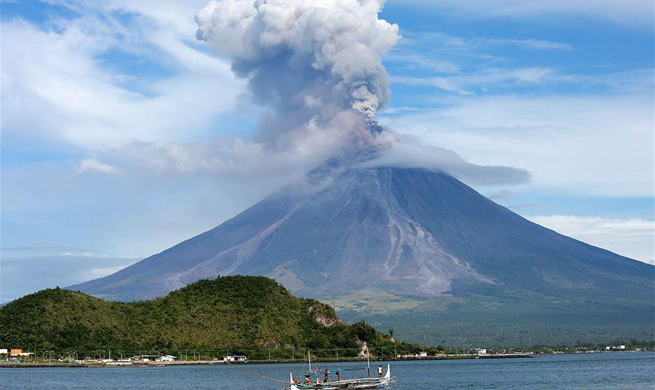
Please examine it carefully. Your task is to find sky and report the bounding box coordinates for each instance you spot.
[1,0,653,303]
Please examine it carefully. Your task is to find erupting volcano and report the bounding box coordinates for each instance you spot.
[70,0,654,345]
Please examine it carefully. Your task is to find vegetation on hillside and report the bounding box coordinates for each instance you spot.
[339,286,655,348]
[0,276,423,359]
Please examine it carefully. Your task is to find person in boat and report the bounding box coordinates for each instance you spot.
[324,368,330,382]
[303,374,311,385]
[336,369,342,381]
[377,365,383,378]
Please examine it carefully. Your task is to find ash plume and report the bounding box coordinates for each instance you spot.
[195,0,530,185]
[196,0,399,147]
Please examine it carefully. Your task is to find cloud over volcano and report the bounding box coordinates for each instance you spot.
[194,0,530,184]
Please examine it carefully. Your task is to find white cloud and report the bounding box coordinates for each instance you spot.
[0,1,264,262]
[399,0,654,29]
[527,215,655,264]
[474,37,573,51]
[398,32,573,53]
[380,93,654,197]
[1,6,242,149]
[104,109,394,175]
[360,135,530,186]
[392,76,470,94]
[383,52,462,74]
[392,67,654,96]
[77,158,121,175]
[392,67,556,94]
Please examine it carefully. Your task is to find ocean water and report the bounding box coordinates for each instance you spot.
[2,352,653,390]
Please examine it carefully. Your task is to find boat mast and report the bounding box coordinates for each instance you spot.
[308,350,312,373]
[366,349,371,378]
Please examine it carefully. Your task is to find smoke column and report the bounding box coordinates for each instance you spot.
[196,0,400,152]
[195,0,530,185]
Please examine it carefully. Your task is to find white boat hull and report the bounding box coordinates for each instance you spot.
[289,364,393,390]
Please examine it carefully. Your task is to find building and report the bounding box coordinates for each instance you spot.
[223,355,247,362]
[0,349,8,355]
[9,349,33,358]
[396,352,432,359]
[156,355,177,362]
[476,349,488,356]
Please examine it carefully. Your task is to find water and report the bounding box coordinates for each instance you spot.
[2,353,653,390]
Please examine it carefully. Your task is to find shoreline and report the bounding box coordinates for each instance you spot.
[3,350,651,369]
[0,353,532,368]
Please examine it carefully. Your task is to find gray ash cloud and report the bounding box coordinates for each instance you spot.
[195,0,530,186]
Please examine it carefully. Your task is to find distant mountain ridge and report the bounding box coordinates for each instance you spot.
[70,167,655,345]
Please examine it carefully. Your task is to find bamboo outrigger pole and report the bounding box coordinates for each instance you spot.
[366,349,371,378]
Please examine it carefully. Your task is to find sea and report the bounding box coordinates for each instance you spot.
[3,352,653,390]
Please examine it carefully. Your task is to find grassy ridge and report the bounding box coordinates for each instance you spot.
[0,276,418,357]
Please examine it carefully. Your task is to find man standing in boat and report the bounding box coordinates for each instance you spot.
[378,365,383,378]
[324,368,330,382]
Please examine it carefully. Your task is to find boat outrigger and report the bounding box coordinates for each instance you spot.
[288,366,392,390]
[287,352,394,390]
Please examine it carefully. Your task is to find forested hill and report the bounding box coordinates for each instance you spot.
[0,276,412,357]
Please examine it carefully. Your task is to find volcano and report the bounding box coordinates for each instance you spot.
[71,167,654,345]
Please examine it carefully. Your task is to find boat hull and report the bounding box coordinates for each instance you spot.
[289,364,393,390]
[291,380,390,390]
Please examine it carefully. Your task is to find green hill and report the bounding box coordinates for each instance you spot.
[0,276,416,358]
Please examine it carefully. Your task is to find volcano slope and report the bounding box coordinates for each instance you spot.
[71,167,655,346]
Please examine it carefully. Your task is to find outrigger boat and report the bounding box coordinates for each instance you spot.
[288,367,392,390]
[287,352,394,390]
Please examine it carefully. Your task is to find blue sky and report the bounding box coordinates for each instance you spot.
[1,0,653,302]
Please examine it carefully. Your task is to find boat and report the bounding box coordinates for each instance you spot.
[287,352,394,390]
[288,366,392,390]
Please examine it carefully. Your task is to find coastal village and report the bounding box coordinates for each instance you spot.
[1,345,649,367]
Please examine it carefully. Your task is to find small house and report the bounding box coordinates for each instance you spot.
[157,355,177,362]
[223,355,247,362]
